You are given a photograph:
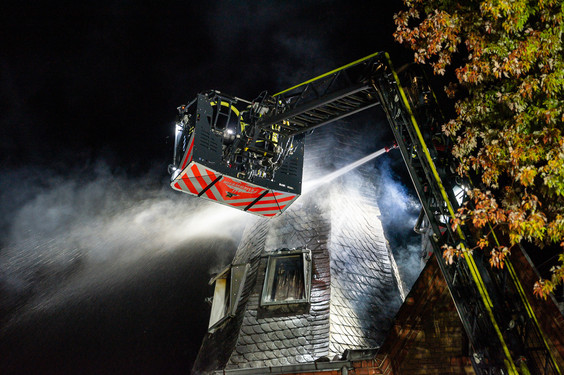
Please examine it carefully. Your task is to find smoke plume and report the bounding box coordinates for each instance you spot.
[0,162,251,374]
[375,158,423,289]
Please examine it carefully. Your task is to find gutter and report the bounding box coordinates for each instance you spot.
[214,360,352,375]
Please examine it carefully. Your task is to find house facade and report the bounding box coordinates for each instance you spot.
[192,125,407,374]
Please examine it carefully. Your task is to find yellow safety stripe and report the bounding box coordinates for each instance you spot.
[385,52,519,375]
[273,51,382,97]
[211,100,247,132]
[210,101,240,116]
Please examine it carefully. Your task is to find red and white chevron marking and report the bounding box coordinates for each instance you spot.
[171,162,298,217]
[246,191,298,217]
[179,133,195,170]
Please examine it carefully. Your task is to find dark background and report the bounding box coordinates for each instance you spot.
[0,1,418,374]
[1,0,410,171]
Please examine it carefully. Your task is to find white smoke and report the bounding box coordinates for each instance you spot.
[301,122,424,291]
[0,162,252,325]
[376,159,423,289]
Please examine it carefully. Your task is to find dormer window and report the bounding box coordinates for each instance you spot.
[261,248,312,306]
[208,263,249,331]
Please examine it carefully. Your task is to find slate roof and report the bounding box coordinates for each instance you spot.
[226,200,332,370]
[328,183,403,355]
[191,219,269,374]
[192,123,404,374]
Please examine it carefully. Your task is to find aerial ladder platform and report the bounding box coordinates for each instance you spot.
[169,52,561,374]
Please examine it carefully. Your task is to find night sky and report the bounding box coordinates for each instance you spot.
[0,1,418,374]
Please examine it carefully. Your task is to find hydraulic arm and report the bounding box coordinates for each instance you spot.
[169,52,560,374]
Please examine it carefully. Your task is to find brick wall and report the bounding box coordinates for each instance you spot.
[373,255,474,375]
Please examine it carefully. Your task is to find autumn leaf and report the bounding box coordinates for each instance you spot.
[533,280,548,300]
[477,236,489,249]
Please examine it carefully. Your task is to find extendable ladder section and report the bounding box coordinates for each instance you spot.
[374,53,560,375]
[256,52,384,136]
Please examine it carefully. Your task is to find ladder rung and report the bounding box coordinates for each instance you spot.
[304,111,327,120]
[314,107,341,116]
[288,118,307,127]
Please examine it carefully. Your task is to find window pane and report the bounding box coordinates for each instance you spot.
[266,256,305,303]
[209,278,228,328]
